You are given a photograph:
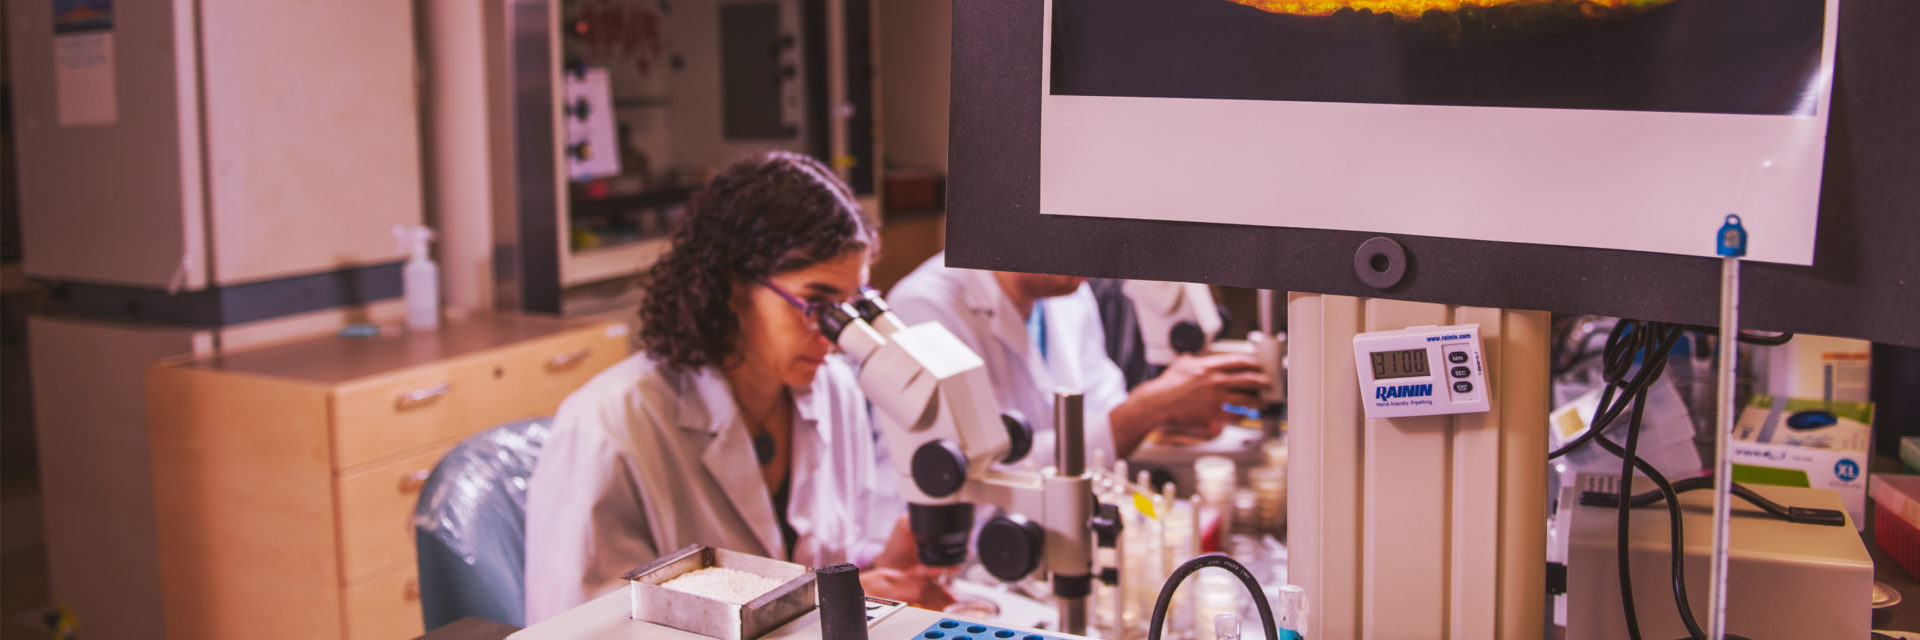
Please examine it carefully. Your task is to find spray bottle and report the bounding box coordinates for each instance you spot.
[394,225,440,331]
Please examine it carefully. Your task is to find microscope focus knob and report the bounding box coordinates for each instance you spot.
[1000,414,1033,464]
[911,440,968,498]
[1091,502,1124,548]
[1170,321,1207,355]
[979,514,1044,582]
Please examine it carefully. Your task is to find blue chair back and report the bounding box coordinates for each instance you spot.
[412,418,552,630]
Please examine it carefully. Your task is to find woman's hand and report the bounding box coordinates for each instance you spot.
[858,566,955,611]
[1111,353,1270,456]
[872,515,921,571]
[863,515,955,609]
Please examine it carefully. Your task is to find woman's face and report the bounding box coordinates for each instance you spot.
[734,249,871,388]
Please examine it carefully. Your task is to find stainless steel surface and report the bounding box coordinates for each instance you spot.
[624,545,818,640]
[1055,390,1085,476]
[1059,599,1088,637]
[1709,256,1739,640]
[396,382,455,410]
[1052,390,1090,636]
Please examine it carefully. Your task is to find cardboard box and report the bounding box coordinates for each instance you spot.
[1761,334,1872,403]
[1730,396,1874,529]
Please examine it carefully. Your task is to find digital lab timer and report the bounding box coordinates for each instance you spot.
[1352,323,1490,418]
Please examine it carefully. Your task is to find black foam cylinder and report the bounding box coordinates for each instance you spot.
[815,563,868,640]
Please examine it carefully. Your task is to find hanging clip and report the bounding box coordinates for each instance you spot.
[1716,214,1748,258]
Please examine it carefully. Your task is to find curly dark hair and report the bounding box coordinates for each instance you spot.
[638,151,877,372]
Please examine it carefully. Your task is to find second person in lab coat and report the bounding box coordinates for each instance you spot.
[884,255,1269,469]
[524,151,946,623]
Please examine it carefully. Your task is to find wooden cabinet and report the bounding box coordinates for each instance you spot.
[147,314,632,639]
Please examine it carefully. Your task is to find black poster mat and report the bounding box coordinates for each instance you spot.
[946,0,1920,347]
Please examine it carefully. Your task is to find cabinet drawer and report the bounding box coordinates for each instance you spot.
[344,565,424,640]
[332,325,627,468]
[471,329,628,424]
[338,446,449,581]
[333,364,468,469]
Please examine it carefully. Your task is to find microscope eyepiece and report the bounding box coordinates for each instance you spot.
[818,303,860,342]
[851,286,891,323]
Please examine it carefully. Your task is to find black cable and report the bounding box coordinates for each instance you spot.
[1548,383,1621,459]
[1741,331,1793,346]
[1593,414,1707,640]
[1580,476,1847,527]
[1549,321,1637,459]
[1576,388,1805,640]
[1544,320,1690,638]
[1552,318,1611,377]
[1146,554,1278,640]
[1549,317,1781,640]
[1680,325,1794,347]
[1615,385,1648,640]
[1549,322,1686,460]
[1646,460,1706,640]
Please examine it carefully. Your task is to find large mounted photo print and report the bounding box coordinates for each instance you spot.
[1039,0,1837,265]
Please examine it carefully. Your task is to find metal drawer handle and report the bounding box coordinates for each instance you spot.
[545,348,592,372]
[394,383,452,410]
[404,577,420,601]
[399,469,432,493]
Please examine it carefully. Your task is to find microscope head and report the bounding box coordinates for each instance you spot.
[816,294,1039,569]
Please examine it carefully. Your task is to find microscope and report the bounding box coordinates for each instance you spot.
[819,289,1119,634]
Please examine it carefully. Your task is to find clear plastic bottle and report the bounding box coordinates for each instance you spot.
[1248,465,1286,536]
[393,225,439,331]
[1193,572,1240,640]
[1093,461,1131,639]
[1194,455,1237,541]
[1166,498,1197,639]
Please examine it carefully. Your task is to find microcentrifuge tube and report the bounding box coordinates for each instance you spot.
[1213,612,1241,640]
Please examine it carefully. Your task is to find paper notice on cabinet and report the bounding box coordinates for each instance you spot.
[54,32,116,127]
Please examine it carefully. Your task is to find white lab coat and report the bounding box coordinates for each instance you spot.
[523,351,899,623]
[884,254,1125,470]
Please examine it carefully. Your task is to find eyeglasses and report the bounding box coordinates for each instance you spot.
[757,278,836,321]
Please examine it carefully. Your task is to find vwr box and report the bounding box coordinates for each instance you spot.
[1730,396,1875,530]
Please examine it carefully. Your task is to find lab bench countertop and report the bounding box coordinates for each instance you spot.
[415,618,520,640]
[176,313,626,384]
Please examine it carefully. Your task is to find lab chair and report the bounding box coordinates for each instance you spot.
[412,417,552,630]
